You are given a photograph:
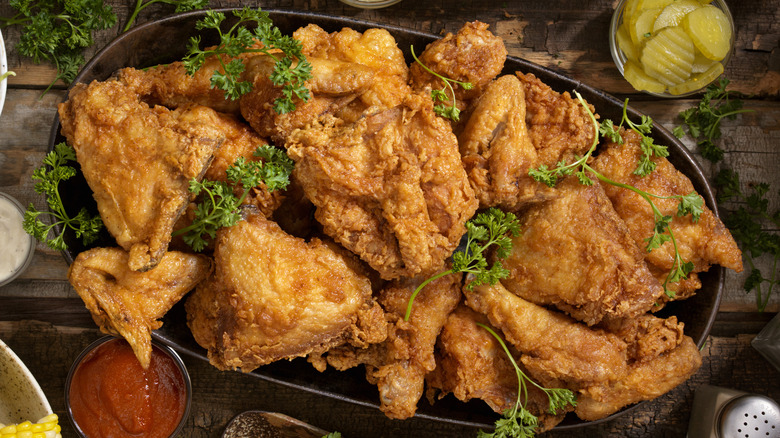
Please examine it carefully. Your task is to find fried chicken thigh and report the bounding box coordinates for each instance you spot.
[185,211,385,372]
[58,80,225,271]
[68,247,212,368]
[286,92,478,280]
[314,272,462,419]
[591,128,743,301]
[501,176,665,325]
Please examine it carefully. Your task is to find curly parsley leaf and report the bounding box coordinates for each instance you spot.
[410,45,473,122]
[599,99,668,176]
[123,0,208,33]
[404,208,520,321]
[173,145,294,252]
[23,142,104,250]
[182,8,312,113]
[1,0,117,95]
[476,323,576,438]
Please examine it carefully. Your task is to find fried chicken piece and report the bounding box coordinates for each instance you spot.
[410,21,507,114]
[58,80,225,271]
[314,272,462,419]
[458,75,556,209]
[116,53,249,115]
[464,282,702,421]
[500,176,665,325]
[295,24,411,121]
[426,305,569,432]
[598,314,686,364]
[286,92,478,280]
[185,211,385,372]
[68,247,212,368]
[591,128,743,302]
[239,54,376,145]
[515,71,597,160]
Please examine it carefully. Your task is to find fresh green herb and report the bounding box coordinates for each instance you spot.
[530,92,703,297]
[172,144,294,251]
[0,0,117,94]
[23,142,104,250]
[476,323,576,438]
[182,8,312,113]
[715,169,780,312]
[123,0,208,32]
[0,71,15,81]
[410,45,473,121]
[404,208,520,321]
[322,433,342,438]
[599,99,669,176]
[673,77,752,163]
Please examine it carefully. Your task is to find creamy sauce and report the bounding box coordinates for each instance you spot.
[0,195,33,283]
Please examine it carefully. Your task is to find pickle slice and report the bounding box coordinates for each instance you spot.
[624,60,666,93]
[630,7,662,45]
[668,62,724,95]
[652,0,702,32]
[640,26,695,85]
[617,21,640,62]
[683,4,732,61]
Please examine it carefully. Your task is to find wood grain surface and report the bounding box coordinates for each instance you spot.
[1,0,779,436]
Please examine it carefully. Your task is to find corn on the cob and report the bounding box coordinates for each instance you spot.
[0,414,61,438]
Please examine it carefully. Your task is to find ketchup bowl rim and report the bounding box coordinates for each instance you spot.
[64,335,192,438]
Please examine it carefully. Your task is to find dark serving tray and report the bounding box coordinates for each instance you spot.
[48,9,723,431]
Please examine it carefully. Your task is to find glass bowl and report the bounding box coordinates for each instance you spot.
[338,0,402,9]
[65,336,192,438]
[609,0,735,97]
[0,192,36,287]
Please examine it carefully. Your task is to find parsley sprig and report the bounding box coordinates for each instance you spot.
[404,208,520,321]
[172,145,294,251]
[123,0,208,33]
[0,0,117,94]
[23,142,104,250]
[715,169,780,312]
[182,8,312,113]
[599,99,669,176]
[673,77,753,163]
[410,45,473,121]
[529,92,703,296]
[476,323,576,438]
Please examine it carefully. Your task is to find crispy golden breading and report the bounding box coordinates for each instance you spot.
[591,128,743,302]
[185,212,385,372]
[315,272,461,419]
[426,305,569,432]
[500,176,665,325]
[68,247,212,368]
[58,80,225,271]
[287,92,478,280]
[410,21,507,113]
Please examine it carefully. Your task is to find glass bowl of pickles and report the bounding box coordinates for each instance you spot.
[609,0,735,96]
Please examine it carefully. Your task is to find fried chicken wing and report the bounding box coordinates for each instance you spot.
[410,21,507,114]
[58,80,225,271]
[464,282,702,421]
[185,211,384,372]
[68,247,212,368]
[500,176,665,325]
[314,272,461,419]
[425,305,569,432]
[591,128,743,302]
[286,92,478,280]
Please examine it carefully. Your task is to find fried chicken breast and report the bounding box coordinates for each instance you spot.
[185,211,385,372]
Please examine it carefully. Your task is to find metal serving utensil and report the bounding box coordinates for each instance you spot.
[222,411,330,438]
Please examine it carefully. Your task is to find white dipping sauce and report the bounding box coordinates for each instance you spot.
[0,194,33,283]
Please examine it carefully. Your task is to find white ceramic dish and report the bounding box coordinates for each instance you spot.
[0,29,7,118]
[0,337,52,426]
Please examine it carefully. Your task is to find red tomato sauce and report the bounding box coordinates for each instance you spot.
[68,338,188,438]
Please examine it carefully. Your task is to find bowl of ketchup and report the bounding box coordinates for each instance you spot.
[65,336,191,438]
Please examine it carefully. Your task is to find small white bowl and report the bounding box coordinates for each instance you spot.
[0,192,36,287]
[0,28,7,117]
[0,337,53,425]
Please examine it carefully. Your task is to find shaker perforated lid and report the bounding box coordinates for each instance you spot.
[718,394,780,438]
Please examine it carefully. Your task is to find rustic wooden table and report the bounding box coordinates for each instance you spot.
[1,1,778,437]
